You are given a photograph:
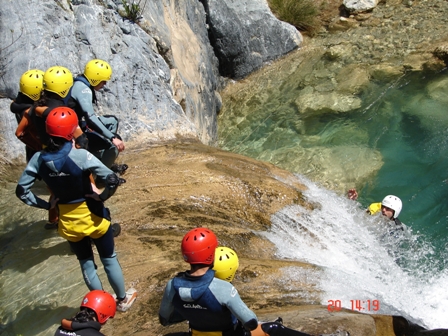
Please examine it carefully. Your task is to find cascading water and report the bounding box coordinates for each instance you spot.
[262,175,448,330]
[217,46,448,331]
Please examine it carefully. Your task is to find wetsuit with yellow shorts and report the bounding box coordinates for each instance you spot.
[16,141,126,300]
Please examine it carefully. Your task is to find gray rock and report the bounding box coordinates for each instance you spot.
[201,0,303,79]
[344,0,380,13]
[0,0,221,160]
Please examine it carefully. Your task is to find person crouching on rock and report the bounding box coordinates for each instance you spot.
[158,227,260,336]
[213,246,312,336]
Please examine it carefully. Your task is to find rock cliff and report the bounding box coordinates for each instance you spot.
[0,0,302,161]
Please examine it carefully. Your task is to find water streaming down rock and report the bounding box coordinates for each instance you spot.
[262,175,448,330]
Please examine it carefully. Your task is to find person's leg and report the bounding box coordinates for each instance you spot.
[85,131,118,168]
[93,225,126,299]
[69,237,103,290]
[260,322,311,336]
[98,115,119,135]
[100,145,119,169]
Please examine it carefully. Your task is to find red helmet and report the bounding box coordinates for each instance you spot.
[80,290,116,324]
[45,106,78,141]
[181,227,218,265]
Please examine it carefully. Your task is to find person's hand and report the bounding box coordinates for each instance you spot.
[91,182,101,195]
[112,138,125,152]
[348,189,358,200]
[49,197,59,209]
[85,192,101,201]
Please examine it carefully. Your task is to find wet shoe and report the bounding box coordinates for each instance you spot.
[116,288,137,312]
[118,178,126,185]
[44,221,58,230]
[111,163,128,174]
[274,317,283,324]
[112,223,121,237]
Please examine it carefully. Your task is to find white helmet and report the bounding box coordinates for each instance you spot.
[381,195,402,218]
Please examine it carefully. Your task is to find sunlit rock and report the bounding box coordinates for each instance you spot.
[202,0,303,79]
[336,64,370,95]
[369,63,404,82]
[324,44,353,61]
[294,91,362,116]
[433,43,448,64]
[344,0,380,13]
[328,16,359,32]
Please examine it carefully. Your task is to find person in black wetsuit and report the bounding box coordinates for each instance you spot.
[10,69,44,162]
[159,230,345,336]
[54,290,116,336]
[159,227,259,336]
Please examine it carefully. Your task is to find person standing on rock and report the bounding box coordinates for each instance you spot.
[68,59,127,174]
[10,69,45,162]
[158,227,260,336]
[15,106,136,312]
[15,66,76,229]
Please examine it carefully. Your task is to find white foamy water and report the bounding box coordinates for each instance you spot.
[262,175,448,329]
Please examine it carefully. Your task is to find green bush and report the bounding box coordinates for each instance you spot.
[121,0,147,22]
[268,0,320,34]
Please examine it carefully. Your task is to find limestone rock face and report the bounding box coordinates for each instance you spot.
[201,0,303,79]
[1,0,218,149]
[0,0,218,158]
[343,0,380,13]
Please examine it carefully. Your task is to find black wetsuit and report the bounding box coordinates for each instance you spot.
[54,320,104,336]
[389,217,404,237]
[10,92,34,123]
[10,92,37,161]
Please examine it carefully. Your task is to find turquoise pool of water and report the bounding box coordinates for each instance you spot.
[218,66,448,269]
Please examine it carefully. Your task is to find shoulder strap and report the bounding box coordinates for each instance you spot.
[73,75,97,104]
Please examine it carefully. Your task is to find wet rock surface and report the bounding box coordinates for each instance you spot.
[2,141,444,334]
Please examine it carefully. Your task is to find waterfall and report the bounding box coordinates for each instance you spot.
[262,175,448,329]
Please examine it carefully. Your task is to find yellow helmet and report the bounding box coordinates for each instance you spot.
[213,246,239,282]
[43,66,73,98]
[20,69,44,101]
[84,59,112,86]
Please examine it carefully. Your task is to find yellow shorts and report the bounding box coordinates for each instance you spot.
[191,331,223,336]
[58,201,110,242]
